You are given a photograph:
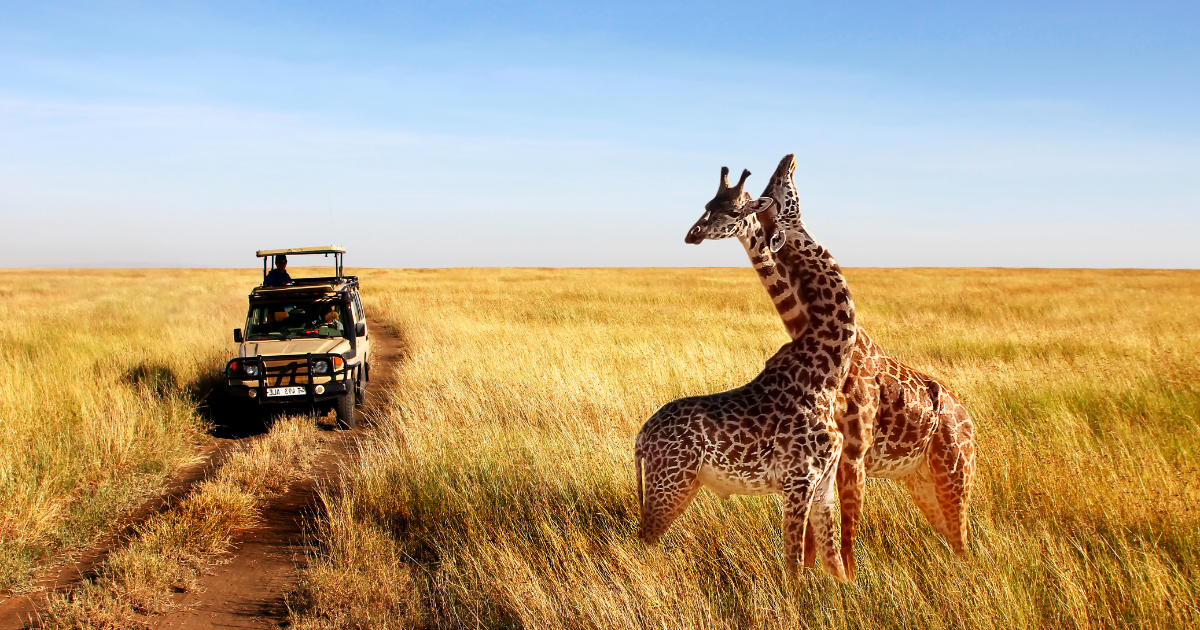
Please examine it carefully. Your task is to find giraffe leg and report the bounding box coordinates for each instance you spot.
[902,461,950,541]
[804,454,859,572]
[802,516,817,568]
[807,459,847,582]
[927,399,976,554]
[837,458,866,579]
[781,474,821,575]
[835,391,874,580]
[637,453,702,544]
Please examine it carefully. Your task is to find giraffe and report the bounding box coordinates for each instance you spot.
[635,168,858,581]
[686,155,976,578]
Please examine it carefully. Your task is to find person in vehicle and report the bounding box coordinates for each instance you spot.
[264,255,293,287]
[319,306,343,334]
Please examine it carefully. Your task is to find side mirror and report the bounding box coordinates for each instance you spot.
[233,328,243,343]
[355,322,366,337]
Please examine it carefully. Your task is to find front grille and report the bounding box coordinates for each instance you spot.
[263,359,308,386]
[261,359,340,386]
[228,354,347,389]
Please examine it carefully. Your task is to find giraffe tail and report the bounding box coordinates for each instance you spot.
[925,379,942,413]
[634,443,644,512]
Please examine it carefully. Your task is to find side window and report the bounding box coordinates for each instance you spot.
[353,296,364,320]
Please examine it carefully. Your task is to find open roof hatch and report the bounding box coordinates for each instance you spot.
[256,245,346,283]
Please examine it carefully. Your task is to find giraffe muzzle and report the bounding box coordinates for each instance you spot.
[685,226,705,244]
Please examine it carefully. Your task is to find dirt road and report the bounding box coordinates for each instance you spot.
[0,329,402,630]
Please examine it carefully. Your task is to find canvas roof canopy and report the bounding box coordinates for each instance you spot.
[256,246,345,257]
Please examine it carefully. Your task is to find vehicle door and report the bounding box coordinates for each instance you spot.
[352,293,370,369]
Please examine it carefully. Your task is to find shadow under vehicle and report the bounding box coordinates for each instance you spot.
[224,246,370,429]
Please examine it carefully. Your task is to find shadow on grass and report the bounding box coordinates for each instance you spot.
[200,389,271,439]
[121,363,181,398]
[122,361,273,440]
[195,373,348,439]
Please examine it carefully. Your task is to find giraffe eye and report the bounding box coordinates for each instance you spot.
[701,212,711,222]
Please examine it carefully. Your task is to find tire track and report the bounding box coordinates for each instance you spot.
[0,328,403,630]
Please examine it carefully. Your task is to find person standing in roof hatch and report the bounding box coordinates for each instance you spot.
[264,255,293,287]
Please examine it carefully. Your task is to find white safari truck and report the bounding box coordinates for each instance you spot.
[224,246,370,429]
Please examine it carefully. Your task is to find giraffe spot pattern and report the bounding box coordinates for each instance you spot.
[682,153,978,578]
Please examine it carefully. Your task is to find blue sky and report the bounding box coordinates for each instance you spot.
[1,1,1197,268]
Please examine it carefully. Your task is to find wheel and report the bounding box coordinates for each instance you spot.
[354,367,366,408]
[334,384,356,430]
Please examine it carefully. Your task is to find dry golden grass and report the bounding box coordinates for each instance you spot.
[291,267,1200,630]
[37,414,323,629]
[0,269,259,589]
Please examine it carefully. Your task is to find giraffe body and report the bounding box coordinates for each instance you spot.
[637,168,857,580]
[686,154,976,577]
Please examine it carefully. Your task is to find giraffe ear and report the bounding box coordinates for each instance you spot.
[747,197,774,213]
[769,228,786,253]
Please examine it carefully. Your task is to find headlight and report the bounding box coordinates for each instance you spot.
[312,361,329,374]
[243,364,259,377]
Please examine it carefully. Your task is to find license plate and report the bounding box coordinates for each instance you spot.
[266,386,306,397]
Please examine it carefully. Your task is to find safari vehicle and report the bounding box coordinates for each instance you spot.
[224,246,370,429]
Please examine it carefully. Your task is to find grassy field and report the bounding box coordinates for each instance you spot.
[290,267,1200,630]
[0,269,262,590]
[4,267,1197,628]
[40,413,324,629]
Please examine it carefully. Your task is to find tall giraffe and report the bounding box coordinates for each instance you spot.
[687,155,976,577]
[635,168,857,580]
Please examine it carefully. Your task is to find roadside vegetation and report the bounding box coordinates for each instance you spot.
[0,269,256,590]
[37,414,323,629]
[292,268,1200,629]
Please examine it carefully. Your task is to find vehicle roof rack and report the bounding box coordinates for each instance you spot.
[253,283,339,295]
[256,245,346,283]
[256,246,345,256]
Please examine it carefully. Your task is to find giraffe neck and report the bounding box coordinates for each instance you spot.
[761,204,857,390]
[735,214,807,339]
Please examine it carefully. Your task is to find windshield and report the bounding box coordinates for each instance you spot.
[245,299,349,341]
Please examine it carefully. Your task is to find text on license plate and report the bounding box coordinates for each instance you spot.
[267,386,306,397]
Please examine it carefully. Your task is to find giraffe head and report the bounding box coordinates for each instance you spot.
[747,154,804,253]
[685,166,753,244]
[752,195,787,254]
[759,154,800,226]
[751,190,817,260]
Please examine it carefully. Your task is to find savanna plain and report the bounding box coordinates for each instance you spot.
[2,267,1198,629]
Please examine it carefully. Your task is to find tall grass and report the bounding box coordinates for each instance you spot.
[0,269,256,589]
[39,413,324,629]
[294,268,1200,629]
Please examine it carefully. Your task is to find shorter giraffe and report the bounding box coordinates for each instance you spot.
[635,169,857,580]
[687,156,976,577]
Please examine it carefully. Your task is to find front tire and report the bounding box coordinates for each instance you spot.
[335,385,356,430]
[354,367,366,408]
